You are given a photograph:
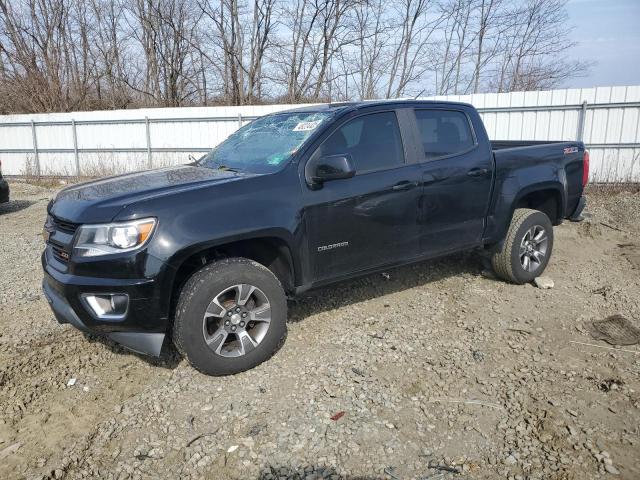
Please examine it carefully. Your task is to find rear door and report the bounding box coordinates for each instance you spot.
[412,108,493,255]
[302,108,422,282]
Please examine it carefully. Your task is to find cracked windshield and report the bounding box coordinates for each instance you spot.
[198,111,334,173]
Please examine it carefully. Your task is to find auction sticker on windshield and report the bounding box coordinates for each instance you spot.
[293,120,322,132]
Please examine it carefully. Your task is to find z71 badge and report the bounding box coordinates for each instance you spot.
[563,146,578,154]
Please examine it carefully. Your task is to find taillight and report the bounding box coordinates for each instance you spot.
[582,150,590,187]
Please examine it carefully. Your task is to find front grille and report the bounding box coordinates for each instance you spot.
[46,215,80,268]
[51,244,70,263]
[52,217,78,234]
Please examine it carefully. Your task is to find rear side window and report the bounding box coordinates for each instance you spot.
[415,110,475,160]
[319,111,404,173]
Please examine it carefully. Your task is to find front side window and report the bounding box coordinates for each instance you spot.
[318,111,405,173]
[198,111,334,173]
[415,109,475,160]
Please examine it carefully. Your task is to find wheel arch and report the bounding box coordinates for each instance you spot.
[485,181,565,251]
[514,186,564,225]
[164,233,298,326]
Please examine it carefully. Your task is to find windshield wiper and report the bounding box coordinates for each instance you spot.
[216,164,242,172]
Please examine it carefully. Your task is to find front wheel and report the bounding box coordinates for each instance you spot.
[173,258,287,376]
[491,208,554,284]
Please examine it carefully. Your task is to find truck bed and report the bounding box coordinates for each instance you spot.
[488,139,586,232]
[490,140,570,151]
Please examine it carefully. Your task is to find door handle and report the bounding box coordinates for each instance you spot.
[392,181,417,191]
[467,168,489,177]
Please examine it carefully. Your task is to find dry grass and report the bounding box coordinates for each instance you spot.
[19,153,186,186]
[587,183,640,195]
[589,150,640,191]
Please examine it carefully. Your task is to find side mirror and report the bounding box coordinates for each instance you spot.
[306,154,356,186]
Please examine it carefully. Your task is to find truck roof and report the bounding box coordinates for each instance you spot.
[276,99,474,115]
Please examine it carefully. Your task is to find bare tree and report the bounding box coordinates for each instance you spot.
[385,0,443,98]
[277,0,320,101]
[198,0,275,105]
[275,0,360,102]
[350,0,389,99]
[126,0,204,106]
[491,0,587,92]
[89,0,133,108]
[0,0,99,112]
[470,0,504,93]
[435,0,475,95]
[247,0,276,100]
[0,0,590,114]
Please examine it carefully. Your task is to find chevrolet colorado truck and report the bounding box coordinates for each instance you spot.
[42,100,588,375]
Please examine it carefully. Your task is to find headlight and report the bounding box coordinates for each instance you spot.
[74,218,156,257]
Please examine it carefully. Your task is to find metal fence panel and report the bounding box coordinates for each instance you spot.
[432,86,640,182]
[0,88,638,181]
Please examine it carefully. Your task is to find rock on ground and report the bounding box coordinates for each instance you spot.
[533,276,555,289]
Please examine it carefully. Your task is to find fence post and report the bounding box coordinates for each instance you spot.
[238,113,242,129]
[72,119,80,178]
[145,116,152,169]
[577,101,588,141]
[30,120,41,179]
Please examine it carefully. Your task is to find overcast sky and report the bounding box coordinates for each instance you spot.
[566,0,640,88]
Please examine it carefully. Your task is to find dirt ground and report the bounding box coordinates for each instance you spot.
[0,182,639,480]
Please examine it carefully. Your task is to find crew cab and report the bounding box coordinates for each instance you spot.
[42,100,588,375]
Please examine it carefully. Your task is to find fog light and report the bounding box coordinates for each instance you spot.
[81,293,129,320]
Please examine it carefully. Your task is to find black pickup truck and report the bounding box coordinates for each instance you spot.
[42,100,588,375]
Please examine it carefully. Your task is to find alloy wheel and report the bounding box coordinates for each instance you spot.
[519,225,548,272]
[202,284,271,357]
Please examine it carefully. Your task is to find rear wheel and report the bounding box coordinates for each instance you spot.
[491,208,554,284]
[173,258,287,376]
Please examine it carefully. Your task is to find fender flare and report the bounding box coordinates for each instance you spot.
[487,180,566,249]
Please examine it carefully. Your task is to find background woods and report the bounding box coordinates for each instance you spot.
[0,0,588,113]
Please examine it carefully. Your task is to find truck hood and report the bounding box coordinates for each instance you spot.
[50,166,256,224]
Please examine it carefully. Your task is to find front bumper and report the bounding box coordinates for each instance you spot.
[42,266,167,357]
[0,178,9,204]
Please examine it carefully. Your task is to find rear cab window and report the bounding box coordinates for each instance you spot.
[317,111,405,174]
[414,109,476,160]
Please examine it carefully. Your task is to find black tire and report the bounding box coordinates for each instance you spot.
[491,208,554,284]
[173,257,287,376]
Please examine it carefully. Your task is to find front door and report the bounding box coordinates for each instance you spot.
[302,110,421,282]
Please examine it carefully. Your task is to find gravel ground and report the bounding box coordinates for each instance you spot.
[1,182,639,480]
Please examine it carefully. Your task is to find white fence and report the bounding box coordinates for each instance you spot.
[435,86,640,183]
[0,86,639,182]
